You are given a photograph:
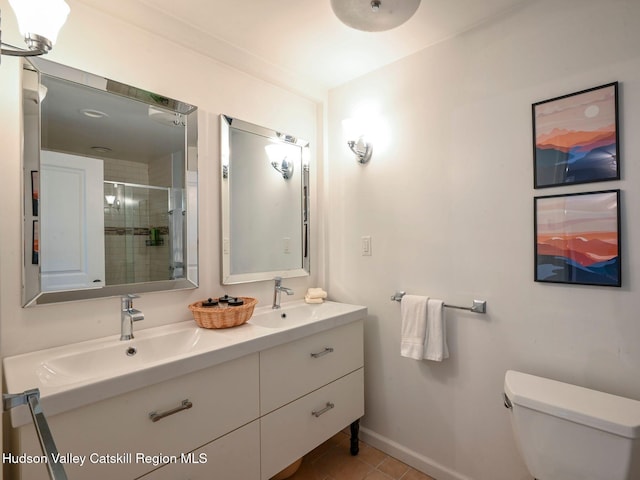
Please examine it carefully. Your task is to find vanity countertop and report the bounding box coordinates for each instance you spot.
[4,300,367,428]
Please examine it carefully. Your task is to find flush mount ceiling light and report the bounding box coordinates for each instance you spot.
[330,0,420,32]
[0,0,70,63]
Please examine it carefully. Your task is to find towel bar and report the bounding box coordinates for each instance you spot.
[390,291,486,314]
[3,389,68,480]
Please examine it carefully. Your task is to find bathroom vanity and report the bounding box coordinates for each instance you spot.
[4,301,366,480]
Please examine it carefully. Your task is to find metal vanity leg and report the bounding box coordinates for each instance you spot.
[350,419,360,456]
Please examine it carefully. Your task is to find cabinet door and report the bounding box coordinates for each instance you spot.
[261,368,364,480]
[137,421,260,480]
[260,320,363,414]
[16,354,259,480]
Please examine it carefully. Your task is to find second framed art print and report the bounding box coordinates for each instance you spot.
[534,190,620,287]
[533,82,619,188]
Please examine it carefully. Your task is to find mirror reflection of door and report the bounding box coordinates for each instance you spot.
[40,151,105,291]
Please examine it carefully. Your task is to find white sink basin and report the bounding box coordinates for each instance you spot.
[248,301,357,330]
[248,305,314,329]
[35,327,220,387]
[3,300,367,427]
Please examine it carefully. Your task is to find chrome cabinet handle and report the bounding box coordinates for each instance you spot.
[312,402,335,418]
[310,347,334,358]
[149,399,193,423]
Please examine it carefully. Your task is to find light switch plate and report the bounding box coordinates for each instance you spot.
[361,236,372,256]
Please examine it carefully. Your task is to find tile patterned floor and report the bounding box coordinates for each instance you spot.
[283,431,436,480]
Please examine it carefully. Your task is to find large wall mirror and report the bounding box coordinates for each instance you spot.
[22,58,198,306]
[220,115,309,284]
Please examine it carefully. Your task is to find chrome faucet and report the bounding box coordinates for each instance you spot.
[272,276,294,309]
[120,294,144,340]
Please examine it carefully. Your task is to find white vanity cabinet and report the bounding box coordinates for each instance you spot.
[260,320,365,479]
[13,354,260,480]
[8,305,366,480]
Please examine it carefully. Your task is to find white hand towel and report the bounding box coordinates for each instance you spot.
[306,288,327,299]
[400,295,429,360]
[423,299,448,361]
[304,295,324,304]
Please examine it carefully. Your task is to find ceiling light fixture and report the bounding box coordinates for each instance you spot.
[330,0,420,32]
[0,0,70,64]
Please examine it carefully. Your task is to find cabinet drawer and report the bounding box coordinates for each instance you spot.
[260,320,363,414]
[16,354,259,480]
[137,420,260,480]
[260,368,364,480]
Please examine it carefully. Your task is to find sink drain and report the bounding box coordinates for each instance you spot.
[126,346,137,356]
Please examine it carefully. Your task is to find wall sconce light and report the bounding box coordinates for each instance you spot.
[347,136,373,164]
[0,0,70,63]
[104,183,121,212]
[342,117,374,164]
[105,194,121,212]
[265,143,295,180]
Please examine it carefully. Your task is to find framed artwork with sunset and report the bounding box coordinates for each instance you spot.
[533,82,619,188]
[534,190,620,287]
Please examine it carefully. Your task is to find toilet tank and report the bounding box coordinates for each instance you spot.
[504,370,640,480]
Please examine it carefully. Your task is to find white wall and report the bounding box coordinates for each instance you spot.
[327,1,640,479]
[0,0,320,357]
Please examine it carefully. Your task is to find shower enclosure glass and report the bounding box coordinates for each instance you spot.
[104,181,183,285]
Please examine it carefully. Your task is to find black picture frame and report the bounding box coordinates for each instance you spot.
[31,170,39,216]
[533,82,619,188]
[534,189,620,287]
[32,220,39,265]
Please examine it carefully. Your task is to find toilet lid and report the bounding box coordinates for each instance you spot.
[505,370,640,439]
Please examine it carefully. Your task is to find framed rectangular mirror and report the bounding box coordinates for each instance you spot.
[220,115,309,284]
[22,58,199,306]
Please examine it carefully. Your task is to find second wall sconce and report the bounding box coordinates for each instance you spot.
[347,136,373,164]
[265,143,295,180]
[343,117,374,164]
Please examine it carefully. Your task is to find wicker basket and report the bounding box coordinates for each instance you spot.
[188,297,258,329]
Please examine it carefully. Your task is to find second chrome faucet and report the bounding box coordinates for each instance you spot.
[121,294,144,340]
[272,277,294,309]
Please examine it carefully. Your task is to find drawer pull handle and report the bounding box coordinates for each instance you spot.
[310,347,334,358]
[312,402,335,418]
[149,399,193,423]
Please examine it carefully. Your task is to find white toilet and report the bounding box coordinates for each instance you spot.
[504,370,640,480]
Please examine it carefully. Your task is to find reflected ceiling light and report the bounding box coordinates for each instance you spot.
[0,0,70,63]
[265,144,295,180]
[91,146,112,154]
[81,108,108,119]
[330,0,420,32]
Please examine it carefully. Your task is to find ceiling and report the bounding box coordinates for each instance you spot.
[74,0,528,99]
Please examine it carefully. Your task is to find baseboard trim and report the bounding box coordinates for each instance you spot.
[359,427,473,480]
